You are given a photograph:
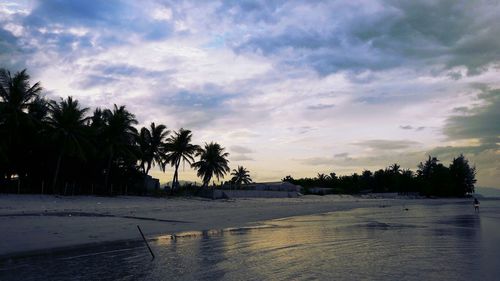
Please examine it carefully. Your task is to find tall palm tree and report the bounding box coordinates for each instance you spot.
[46,97,89,193]
[0,69,42,129]
[137,122,169,175]
[102,105,138,192]
[0,69,42,179]
[192,142,230,187]
[163,128,199,191]
[230,166,252,187]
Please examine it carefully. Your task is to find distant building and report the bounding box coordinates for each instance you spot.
[201,181,303,199]
[144,175,160,191]
[308,187,335,195]
[245,181,302,192]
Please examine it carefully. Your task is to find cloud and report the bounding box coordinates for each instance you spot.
[231,0,500,76]
[230,145,254,154]
[230,154,254,161]
[77,75,118,89]
[307,103,335,110]
[400,125,425,131]
[334,153,350,158]
[352,139,421,150]
[298,157,335,166]
[287,126,314,135]
[229,145,254,161]
[443,88,500,147]
[297,150,426,170]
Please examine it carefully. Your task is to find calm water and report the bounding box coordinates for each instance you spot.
[1,200,499,281]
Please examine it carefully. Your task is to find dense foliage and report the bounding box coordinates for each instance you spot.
[283,155,476,197]
[0,68,231,195]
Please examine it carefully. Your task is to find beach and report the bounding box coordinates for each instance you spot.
[0,194,470,258]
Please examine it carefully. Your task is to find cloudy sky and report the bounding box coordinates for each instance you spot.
[1,0,499,187]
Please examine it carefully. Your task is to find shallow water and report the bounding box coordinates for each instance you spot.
[1,200,499,281]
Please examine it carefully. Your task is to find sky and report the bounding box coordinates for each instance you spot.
[0,0,499,187]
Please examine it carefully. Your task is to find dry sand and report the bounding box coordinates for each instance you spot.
[0,194,459,258]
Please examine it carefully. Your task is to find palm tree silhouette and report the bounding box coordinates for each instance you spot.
[0,69,42,179]
[46,97,90,193]
[193,142,230,188]
[230,166,252,188]
[137,122,169,176]
[163,128,199,192]
[102,105,138,193]
[0,69,42,129]
[317,173,329,182]
[389,163,401,175]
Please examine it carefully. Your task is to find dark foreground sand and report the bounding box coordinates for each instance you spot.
[0,194,468,258]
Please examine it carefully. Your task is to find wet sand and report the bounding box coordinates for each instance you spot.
[0,194,470,258]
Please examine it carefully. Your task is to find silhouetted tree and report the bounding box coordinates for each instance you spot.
[193,142,230,187]
[0,69,42,181]
[231,166,252,187]
[449,154,476,196]
[46,97,90,193]
[137,122,169,175]
[102,105,138,193]
[285,155,476,197]
[163,128,199,192]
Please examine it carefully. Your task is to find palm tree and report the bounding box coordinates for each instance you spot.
[137,122,169,176]
[389,163,401,175]
[46,97,89,193]
[163,128,199,191]
[102,105,138,192]
[192,142,230,187]
[230,166,252,187]
[317,173,329,182]
[0,69,42,179]
[0,69,42,129]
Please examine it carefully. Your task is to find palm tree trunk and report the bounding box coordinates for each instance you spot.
[104,149,114,195]
[51,137,67,194]
[143,162,151,195]
[51,151,63,194]
[170,159,180,195]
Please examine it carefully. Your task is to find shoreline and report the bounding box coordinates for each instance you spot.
[0,194,470,259]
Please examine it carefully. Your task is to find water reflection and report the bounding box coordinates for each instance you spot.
[1,201,498,281]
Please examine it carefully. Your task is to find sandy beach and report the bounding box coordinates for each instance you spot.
[0,194,468,258]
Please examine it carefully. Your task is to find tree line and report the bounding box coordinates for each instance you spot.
[283,155,477,197]
[0,68,242,195]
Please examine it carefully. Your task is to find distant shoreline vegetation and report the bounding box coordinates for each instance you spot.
[0,68,237,195]
[283,155,477,197]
